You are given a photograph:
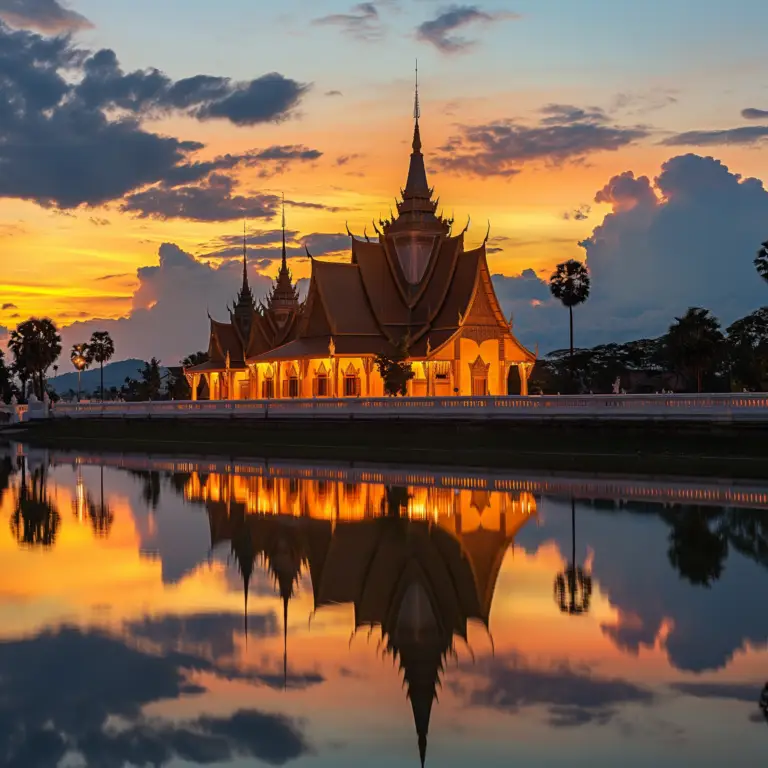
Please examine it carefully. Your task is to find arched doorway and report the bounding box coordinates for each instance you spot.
[508,365,521,395]
[469,356,490,396]
[343,362,361,397]
[313,361,330,397]
[261,368,275,399]
[282,363,300,398]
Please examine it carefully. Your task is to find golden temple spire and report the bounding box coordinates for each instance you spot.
[281,193,287,272]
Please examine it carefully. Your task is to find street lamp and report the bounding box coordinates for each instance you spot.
[71,346,88,402]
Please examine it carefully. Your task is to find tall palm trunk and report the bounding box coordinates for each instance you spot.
[100,360,104,402]
[569,306,574,358]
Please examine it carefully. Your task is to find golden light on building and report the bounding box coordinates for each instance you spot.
[185,85,536,403]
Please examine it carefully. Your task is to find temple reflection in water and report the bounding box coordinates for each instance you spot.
[185,469,536,766]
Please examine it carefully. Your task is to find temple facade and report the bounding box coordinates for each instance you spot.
[186,91,536,400]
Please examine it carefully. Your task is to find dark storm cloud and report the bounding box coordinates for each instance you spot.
[1,303,17,310]
[459,653,654,727]
[121,175,280,222]
[205,231,348,264]
[416,5,519,53]
[741,107,768,120]
[313,2,383,40]
[436,104,648,176]
[74,49,309,126]
[0,625,313,767]
[0,0,91,32]
[286,199,347,213]
[0,23,311,208]
[302,232,349,253]
[662,125,768,146]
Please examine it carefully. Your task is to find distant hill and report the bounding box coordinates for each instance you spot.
[49,358,168,395]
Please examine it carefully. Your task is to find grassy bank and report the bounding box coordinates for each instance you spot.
[9,416,768,480]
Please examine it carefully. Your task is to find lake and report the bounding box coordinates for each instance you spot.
[1,444,768,767]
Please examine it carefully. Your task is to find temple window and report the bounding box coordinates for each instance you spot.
[343,362,361,397]
[469,355,490,397]
[262,378,275,399]
[282,364,300,398]
[313,362,330,397]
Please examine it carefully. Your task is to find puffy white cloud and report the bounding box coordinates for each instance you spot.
[59,244,289,365]
[494,154,768,353]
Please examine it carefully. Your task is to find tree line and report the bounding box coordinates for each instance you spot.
[0,322,117,404]
[0,317,211,404]
[2,238,766,401]
[535,239,768,394]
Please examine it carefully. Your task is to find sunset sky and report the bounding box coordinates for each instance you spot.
[1,0,768,362]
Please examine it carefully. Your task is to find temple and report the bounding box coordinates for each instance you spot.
[186,81,536,400]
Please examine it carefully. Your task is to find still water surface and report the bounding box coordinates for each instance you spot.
[2,445,768,767]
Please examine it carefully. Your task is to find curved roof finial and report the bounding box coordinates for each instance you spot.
[484,220,491,244]
[345,221,353,238]
[363,225,369,242]
[304,243,314,260]
[461,215,471,235]
[373,219,382,236]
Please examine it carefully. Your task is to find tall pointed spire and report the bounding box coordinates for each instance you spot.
[404,60,429,199]
[233,217,255,326]
[281,193,287,272]
[266,194,300,320]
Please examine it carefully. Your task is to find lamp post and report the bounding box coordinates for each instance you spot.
[71,347,88,402]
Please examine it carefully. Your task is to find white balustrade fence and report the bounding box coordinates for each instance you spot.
[44,393,768,422]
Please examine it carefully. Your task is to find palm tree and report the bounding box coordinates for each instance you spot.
[553,498,592,615]
[549,260,591,360]
[85,331,115,402]
[70,343,90,401]
[8,318,62,400]
[756,240,768,286]
[663,307,725,393]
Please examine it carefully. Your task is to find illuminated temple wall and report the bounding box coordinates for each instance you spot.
[199,336,529,401]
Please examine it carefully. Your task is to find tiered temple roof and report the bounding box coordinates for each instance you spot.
[252,97,534,365]
[189,78,535,377]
